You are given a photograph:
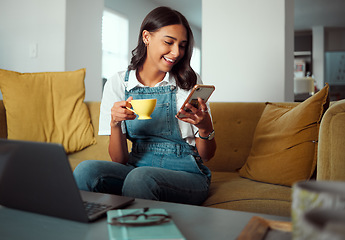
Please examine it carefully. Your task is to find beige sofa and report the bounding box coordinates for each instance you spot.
[1,99,345,217]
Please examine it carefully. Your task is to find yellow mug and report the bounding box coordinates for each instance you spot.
[128,99,157,120]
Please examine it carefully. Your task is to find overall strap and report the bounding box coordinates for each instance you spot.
[124,70,130,83]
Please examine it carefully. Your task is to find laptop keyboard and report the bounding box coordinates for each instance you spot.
[83,201,113,216]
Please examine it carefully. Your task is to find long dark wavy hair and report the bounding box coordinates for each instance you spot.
[128,6,197,90]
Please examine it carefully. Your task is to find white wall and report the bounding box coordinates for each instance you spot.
[202,0,294,102]
[312,26,325,90]
[0,0,201,101]
[0,0,104,101]
[65,0,104,101]
[1,0,292,102]
[0,0,65,72]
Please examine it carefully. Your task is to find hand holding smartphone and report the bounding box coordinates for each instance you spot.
[176,84,215,118]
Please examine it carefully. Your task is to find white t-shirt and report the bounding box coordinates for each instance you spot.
[98,70,210,146]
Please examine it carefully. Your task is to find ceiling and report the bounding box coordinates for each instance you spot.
[150,0,345,31]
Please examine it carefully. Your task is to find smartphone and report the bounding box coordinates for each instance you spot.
[176,84,215,118]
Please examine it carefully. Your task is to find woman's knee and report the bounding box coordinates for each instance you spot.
[73,160,101,191]
[122,167,210,204]
[74,160,135,194]
[74,160,100,179]
[122,167,160,199]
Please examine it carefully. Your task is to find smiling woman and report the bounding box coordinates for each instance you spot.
[128,6,197,90]
[73,6,216,206]
[140,24,188,86]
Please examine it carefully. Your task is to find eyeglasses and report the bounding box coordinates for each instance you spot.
[108,207,172,226]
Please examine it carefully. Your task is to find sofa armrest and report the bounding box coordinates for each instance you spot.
[317,99,345,181]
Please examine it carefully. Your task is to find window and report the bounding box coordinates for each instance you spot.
[102,9,129,80]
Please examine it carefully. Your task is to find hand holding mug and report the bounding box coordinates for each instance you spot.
[110,97,136,127]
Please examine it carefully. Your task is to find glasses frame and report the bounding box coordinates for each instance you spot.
[108,208,172,227]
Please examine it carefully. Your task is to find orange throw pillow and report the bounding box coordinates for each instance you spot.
[239,84,329,186]
[0,68,96,153]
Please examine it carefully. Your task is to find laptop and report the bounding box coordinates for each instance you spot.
[0,139,134,223]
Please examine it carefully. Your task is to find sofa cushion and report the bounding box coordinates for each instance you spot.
[203,171,292,216]
[0,68,95,153]
[239,84,329,187]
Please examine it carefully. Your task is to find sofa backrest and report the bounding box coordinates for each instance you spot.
[206,102,266,172]
[73,101,270,172]
[0,99,298,172]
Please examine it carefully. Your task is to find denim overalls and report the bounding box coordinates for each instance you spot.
[74,70,211,205]
[124,70,211,179]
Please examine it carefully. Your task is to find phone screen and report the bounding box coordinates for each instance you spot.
[177,84,215,117]
[186,99,199,112]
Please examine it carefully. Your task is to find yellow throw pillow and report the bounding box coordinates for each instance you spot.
[0,68,96,153]
[239,84,329,186]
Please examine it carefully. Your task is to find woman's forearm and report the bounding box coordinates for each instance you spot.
[109,124,129,164]
[195,136,216,161]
